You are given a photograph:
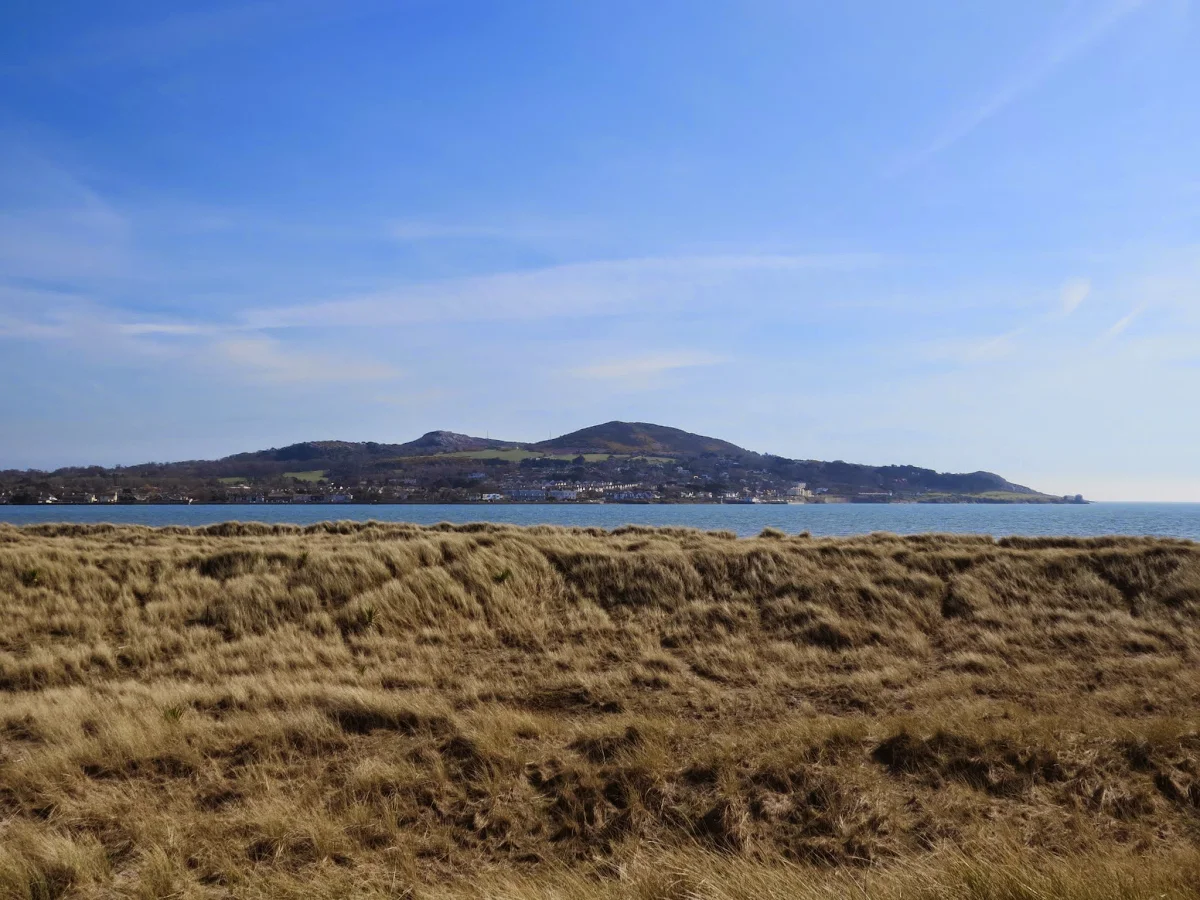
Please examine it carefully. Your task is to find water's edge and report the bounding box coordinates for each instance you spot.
[2,502,1198,540]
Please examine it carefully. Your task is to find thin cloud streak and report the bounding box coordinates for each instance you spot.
[241,253,886,329]
[0,149,131,279]
[569,351,727,381]
[215,336,400,385]
[0,304,400,385]
[388,221,515,241]
[116,322,221,337]
[386,220,571,243]
[1101,304,1145,341]
[897,0,1154,171]
[1060,278,1091,315]
[921,327,1026,365]
[0,251,882,350]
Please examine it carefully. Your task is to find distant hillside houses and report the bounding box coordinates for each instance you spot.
[507,489,546,501]
[0,421,1077,505]
[608,490,658,501]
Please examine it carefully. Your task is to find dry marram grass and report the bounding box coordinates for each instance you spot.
[1,521,1199,898]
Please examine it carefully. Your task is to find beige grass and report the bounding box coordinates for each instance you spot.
[1,522,1199,898]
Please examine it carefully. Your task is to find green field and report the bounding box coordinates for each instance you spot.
[442,449,547,461]
[282,470,328,483]
[216,476,247,485]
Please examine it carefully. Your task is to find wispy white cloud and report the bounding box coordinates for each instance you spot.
[214,337,399,384]
[371,387,457,408]
[115,322,220,337]
[0,314,71,341]
[921,328,1025,365]
[0,208,128,278]
[0,298,399,385]
[569,351,727,381]
[386,220,566,243]
[387,221,512,242]
[1100,304,1145,341]
[897,0,1154,171]
[1060,277,1091,315]
[0,148,130,278]
[241,253,884,328]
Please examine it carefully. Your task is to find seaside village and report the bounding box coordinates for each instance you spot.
[0,479,819,506]
[0,451,825,505]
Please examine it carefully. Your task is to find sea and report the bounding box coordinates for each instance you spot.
[1,502,1199,540]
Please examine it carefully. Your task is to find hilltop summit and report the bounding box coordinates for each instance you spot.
[532,421,746,456]
[395,431,517,456]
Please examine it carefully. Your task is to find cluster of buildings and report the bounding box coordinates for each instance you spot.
[492,481,815,504]
[0,490,195,505]
[3,440,833,506]
[1,479,823,506]
[0,484,357,506]
[497,486,660,502]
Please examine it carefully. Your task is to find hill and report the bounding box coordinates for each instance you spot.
[532,421,746,456]
[0,420,1079,503]
[225,440,407,464]
[393,430,521,456]
[776,460,1042,498]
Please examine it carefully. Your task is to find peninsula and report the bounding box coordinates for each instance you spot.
[0,421,1085,506]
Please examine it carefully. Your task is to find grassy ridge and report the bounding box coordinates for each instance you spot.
[1,523,1199,898]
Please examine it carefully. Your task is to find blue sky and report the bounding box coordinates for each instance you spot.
[1,0,1198,499]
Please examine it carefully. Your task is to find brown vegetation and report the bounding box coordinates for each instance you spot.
[1,522,1199,898]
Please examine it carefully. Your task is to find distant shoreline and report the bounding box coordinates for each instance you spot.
[0,497,1089,507]
[1,422,1084,508]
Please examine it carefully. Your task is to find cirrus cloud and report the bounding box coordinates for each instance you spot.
[1060,277,1091,315]
[569,350,727,381]
[214,336,400,385]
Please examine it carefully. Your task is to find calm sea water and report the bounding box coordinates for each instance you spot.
[1,502,1198,540]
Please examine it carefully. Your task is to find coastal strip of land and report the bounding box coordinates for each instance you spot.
[0,421,1086,506]
[1,523,1198,898]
